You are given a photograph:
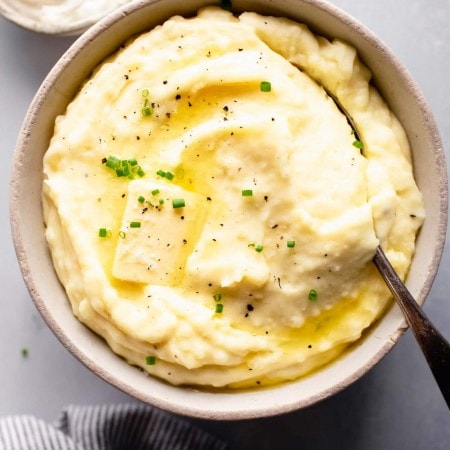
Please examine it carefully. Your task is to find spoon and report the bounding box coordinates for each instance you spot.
[373,246,450,409]
[325,88,450,408]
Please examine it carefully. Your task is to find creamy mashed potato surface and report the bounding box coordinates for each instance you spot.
[43,7,424,388]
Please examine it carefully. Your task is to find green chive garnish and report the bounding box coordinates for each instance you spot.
[215,303,224,313]
[151,189,160,196]
[308,289,318,302]
[352,140,364,150]
[213,293,222,302]
[260,81,272,92]
[21,348,29,358]
[142,89,149,97]
[242,189,253,197]
[145,356,156,365]
[105,156,120,169]
[255,244,264,253]
[158,198,165,205]
[130,221,141,228]
[98,228,108,237]
[104,156,144,178]
[119,231,126,239]
[156,169,174,180]
[138,196,145,203]
[287,240,296,248]
[172,198,185,209]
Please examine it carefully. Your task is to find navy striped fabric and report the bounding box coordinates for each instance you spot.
[0,404,228,450]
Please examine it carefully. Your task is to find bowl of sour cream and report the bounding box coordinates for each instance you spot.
[10,0,447,419]
[0,0,131,35]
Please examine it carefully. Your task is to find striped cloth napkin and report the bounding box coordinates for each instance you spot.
[0,404,229,450]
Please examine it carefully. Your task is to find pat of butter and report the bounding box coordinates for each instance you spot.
[112,180,206,285]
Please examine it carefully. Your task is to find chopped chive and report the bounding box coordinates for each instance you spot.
[287,240,296,248]
[248,243,255,248]
[352,140,364,150]
[98,228,108,238]
[172,198,186,209]
[215,303,224,313]
[158,198,165,205]
[260,81,272,92]
[141,106,152,115]
[142,89,150,97]
[21,348,29,357]
[119,231,126,239]
[156,169,173,180]
[255,244,264,253]
[138,196,145,203]
[242,189,253,197]
[130,221,141,228]
[213,293,222,302]
[145,356,156,365]
[151,189,160,196]
[128,158,138,166]
[308,289,318,302]
[137,168,145,177]
[105,155,120,169]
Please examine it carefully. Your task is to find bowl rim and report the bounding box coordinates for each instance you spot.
[9,0,448,420]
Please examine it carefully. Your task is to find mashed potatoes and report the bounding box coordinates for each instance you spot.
[42,7,424,388]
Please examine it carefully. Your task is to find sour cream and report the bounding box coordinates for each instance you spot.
[0,0,130,34]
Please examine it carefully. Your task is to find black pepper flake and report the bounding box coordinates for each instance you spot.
[101,157,107,164]
[271,224,278,229]
[124,74,129,80]
[163,80,168,84]
[223,105,229,112]
[308,345,312,349]
[175,94,181,100]
[247,304,254,312]
[121,193,126,198]
[264,195,269,202]
[206,197,212,201]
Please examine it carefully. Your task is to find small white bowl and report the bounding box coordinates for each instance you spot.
[0,0,131,36]
[10,0,448,419]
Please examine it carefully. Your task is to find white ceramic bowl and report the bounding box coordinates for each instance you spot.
[10,0,448,419]
[0,0,131,36]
